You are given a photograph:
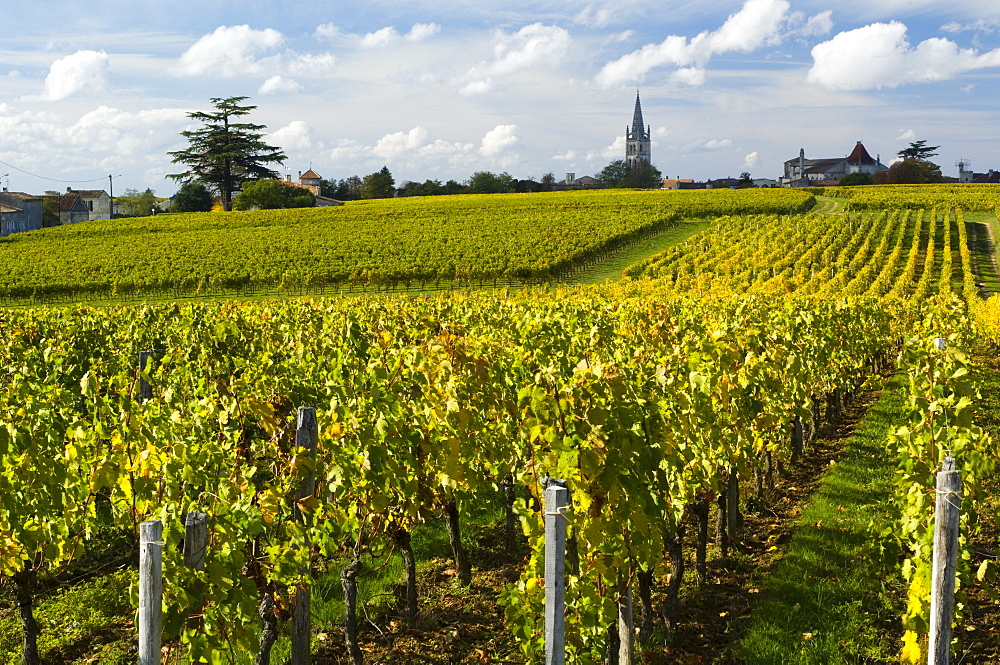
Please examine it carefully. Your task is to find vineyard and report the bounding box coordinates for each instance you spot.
[1,186,1000,664]
[0,188,813,304]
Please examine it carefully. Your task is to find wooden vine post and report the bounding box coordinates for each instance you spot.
[183,512,209,571]
[139,520,163,665]
[138,350,153,403]
[291,406,318,665]
[928,456,961,665]
[544,481,569,665]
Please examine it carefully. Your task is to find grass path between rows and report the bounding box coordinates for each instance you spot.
[733,378,906,664]
[572,220,709,284]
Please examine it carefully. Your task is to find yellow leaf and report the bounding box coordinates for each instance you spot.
[900,630,922,664]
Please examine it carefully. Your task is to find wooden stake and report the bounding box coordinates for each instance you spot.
[291,407,318,665]
[544,483,569,665]
[929,456,962,665]
[139,520,163,665]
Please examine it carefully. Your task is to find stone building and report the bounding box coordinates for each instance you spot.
[57,192,91,225]
[957,160,1000,184]
[781,141,888,187]
[0,190,43,237]
[626,92,651,170]
[65,188,112,221]
[282,169,344,206]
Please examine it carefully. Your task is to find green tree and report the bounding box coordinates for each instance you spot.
[738,172,753,188]
[598,160,663,188]
[540,173,557,191]
[117,188,159,217]
[168,97,286,211]
[232,179,315,210]
[42,197,60,227]
[886,158,943,184]
[897,140,939,160]
[320,177,362,201]
[442,179,466,195]
[360,166,396,199]
[466,171,515,194]
[171,180,215,212]
[598,160,631,187]
[839,172,872,186]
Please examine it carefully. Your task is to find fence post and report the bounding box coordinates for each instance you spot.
[183,512,209,571]
[791,415,804,463]
[139,520,163,665]
[545,482,569,665]
[138,350,153,403]
[291,407,318,665]
[929,456,961,665]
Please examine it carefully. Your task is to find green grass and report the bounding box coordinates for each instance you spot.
[813,196,849,215]
[573,220,709,284]
[0,570,135,665]
[966,212,1000,296]
[734,379,907,664]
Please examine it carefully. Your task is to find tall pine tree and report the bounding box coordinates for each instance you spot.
[168,97,286,211]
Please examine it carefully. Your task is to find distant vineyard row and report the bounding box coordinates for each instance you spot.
[0,189,813,303]
[810,183,1000,212]
[625,206,977,301]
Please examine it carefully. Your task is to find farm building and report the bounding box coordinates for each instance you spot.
[65,188,112,221]
[781,142,888,187]
[0,190,43,237]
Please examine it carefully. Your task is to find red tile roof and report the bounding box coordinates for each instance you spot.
[58,193,85,213]
[847,142,877,165]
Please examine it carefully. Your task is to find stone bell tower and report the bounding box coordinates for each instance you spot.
[625,91,651,170]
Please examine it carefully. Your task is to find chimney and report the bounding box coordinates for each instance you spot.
[67,186,72,192]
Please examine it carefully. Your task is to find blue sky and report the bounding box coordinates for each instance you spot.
[2,0,999,195]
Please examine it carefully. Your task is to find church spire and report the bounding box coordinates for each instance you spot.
[625,91,651,170]
[630,90,645,140]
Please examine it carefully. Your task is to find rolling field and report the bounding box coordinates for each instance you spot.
[1,185,999,665]
[0,188,813,304]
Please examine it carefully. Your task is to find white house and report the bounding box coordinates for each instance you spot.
[781,142,888,187]
[66,188,112,221]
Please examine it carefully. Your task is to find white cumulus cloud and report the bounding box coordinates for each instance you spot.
[375,127,429,160]
[586,136,627,161]
[259,75,304,95]
[35,50,110,101]
[360,27,400,48]
[176,25,284,77]
[286,53,337,76]
[315,23,344,40]
[807,21,1000,90]
[596,0,791,87]
[896,128,916,141]
[744,152,759,169]
[480,124,518,156]
[406,23,441,41]
[459,24,570,95]
[268,121,314,151]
